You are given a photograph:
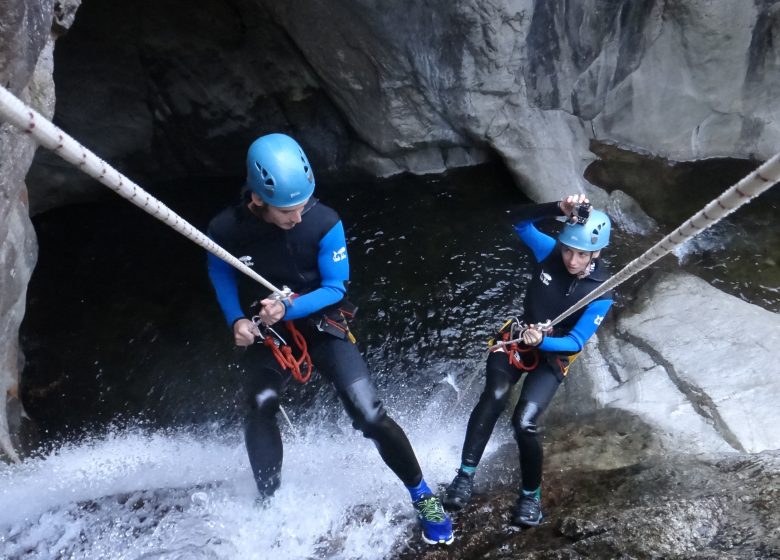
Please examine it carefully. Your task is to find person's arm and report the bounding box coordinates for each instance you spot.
[282,220,350,320]
[537,298,613,353]
[207,252,245,327]
[510,202,564,262]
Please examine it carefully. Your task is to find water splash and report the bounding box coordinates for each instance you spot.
[0,400,495,560]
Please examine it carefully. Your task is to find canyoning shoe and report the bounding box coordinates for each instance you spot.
[442,469,475,511]
[414,494,454,545]
[511,494,544,527]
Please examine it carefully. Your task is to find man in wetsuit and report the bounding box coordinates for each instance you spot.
[206,133,453,545]
[442,193,613,527]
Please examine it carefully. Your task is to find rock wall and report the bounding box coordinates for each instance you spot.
[561,271,780,455]
[0,0,80,461]
[3,0,780,459]
[25,0,780,209]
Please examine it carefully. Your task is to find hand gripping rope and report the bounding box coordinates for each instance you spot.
[486,317,542,370]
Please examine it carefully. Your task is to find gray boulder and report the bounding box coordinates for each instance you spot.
[589,272,780,454]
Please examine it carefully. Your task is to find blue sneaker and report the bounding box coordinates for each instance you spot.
[413,494,454,545]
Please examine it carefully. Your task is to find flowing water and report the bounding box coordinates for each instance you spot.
[5,163,777,559]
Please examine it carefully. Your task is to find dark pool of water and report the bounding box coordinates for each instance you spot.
[19,162,778,448]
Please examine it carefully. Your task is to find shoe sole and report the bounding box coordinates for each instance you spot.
[442,499,467,511]
[421,531,455,545]
[511,515,543,527]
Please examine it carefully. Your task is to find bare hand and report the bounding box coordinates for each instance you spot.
[559,193,589,219]
[257,298,286,326]
[521,327,544,347]
[233,318,260,347]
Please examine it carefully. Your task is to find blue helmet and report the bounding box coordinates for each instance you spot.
[558,209,611,251]
[246,133,315,207]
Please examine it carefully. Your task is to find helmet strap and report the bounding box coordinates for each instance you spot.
[576,249,600,279]
[576,260,595,279]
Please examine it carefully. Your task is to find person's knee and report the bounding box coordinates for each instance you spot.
[250,387,280,416]
[512,400,542,436]
[481,364,514,410]
[343,378,388,436]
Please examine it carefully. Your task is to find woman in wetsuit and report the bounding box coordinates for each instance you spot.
[442,193,613,527]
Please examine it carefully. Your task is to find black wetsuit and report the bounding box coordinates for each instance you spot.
[459,202,613,492]
[207,197,422,496]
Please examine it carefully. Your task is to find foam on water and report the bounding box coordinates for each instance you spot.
[0,396,498,560]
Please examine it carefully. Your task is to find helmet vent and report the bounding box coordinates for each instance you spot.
[591,222,605,244]
[255,162,275,187]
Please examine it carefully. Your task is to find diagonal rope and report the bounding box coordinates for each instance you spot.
[547,152,780,328]
[0,84,285,297]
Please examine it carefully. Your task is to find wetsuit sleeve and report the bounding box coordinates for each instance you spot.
[510,202,564,263]
[283,220,349,320]
[538,298,613,353]
[207,252,245,327]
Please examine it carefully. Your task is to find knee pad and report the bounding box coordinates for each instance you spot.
[343,378,387,435]
[512,400,542,436]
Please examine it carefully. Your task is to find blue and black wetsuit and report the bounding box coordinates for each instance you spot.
[459,202,613,492]
[207,197,423,496]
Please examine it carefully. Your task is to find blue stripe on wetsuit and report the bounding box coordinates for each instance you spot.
[538,298,612,353]
[207,252,243,326]
[206,220,350,326]
[512,217,613,354]
[284,220,349,320]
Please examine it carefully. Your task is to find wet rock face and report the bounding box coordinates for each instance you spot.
[24,0,780,210]
[397,411,780,559]
[584,272,780,455]
[0,0,61,462]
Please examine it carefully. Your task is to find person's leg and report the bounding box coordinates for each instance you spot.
[309,333,423,485]
[240,345,289,498]
[443,352,521,510]
[309,331,452,544]
[510,360,561,526]
[461,352,523,467]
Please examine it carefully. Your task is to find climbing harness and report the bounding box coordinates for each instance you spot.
[251,316,313,384]
[313,300,358,343]
[487,317,583,376]
[487,317,542,371]
[0,85,289,302]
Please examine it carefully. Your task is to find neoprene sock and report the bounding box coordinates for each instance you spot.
[522,486,541,500]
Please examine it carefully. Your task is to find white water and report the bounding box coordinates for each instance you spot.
[0,390,503,560]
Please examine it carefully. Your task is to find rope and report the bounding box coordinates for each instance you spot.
[547,152,780,328]
[0,84,285,297]
[262,321,313,383]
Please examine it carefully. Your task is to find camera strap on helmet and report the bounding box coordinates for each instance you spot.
[487,317,541,371]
